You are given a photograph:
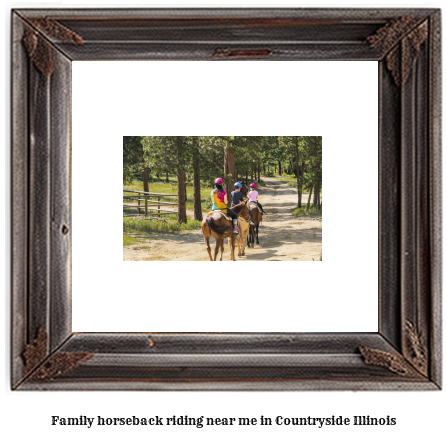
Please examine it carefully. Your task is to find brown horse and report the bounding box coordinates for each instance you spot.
[247,203,262,248]
[237,215,250,256]
[201,202,250,261]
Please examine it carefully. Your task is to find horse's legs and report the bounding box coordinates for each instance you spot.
[242,228,246,254]
[256,224,260,244]
[214,237,221,261]
[231,236,236,261]
[204,236,213,261]
[201,222,214,261]
[219,239,224,261]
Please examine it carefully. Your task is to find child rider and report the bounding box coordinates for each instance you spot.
[211,178,239,234]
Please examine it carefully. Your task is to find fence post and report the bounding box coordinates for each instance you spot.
[145,195,148,216]
[158,196,160,218]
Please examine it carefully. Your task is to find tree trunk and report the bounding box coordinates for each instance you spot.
[165,172,169,183]
[278,161,282,175]
[313,187,318,205]
[224,142,235,208]
[306,186,313,211]
[142,167,149,193]
[176,136,187,223]
[257,163,261,182]
[295,138,300,207]
[299,158,305,208]
[245,168,249,184]
[192,137,203,221]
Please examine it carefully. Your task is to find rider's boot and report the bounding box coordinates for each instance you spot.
[233,220,239,234]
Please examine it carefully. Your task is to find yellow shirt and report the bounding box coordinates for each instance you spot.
[211,190,227,211]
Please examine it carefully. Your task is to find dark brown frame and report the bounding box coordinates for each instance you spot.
[11,8,441,390]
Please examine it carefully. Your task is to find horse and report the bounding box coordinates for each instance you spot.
[247,202,262,248]
[237,215,250,256]
[201,201,250,261]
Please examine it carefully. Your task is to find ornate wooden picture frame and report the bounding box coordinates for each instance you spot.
[11,8,441,390]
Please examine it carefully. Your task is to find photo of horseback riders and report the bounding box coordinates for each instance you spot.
[123,136,322,261]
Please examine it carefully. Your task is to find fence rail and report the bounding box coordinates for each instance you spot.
[123,189,178,219]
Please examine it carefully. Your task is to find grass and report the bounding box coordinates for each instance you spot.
[291,205,322,218]
[123,178,204,236]
[123,234,141,246]
[275,175,323,199]
[123,215,202,234]
[123,233,151,250]
[276,175,300,188]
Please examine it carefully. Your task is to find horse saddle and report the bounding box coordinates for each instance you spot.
[209,209,232,221]
[249,202,261,212]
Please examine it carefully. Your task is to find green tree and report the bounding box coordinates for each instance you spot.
[141,136,188,223]
[123,136,149,192]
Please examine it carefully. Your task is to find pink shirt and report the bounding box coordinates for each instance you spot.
[248,190,258,202]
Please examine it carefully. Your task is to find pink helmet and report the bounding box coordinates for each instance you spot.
[214,178,224,184]
[250,183,257,188]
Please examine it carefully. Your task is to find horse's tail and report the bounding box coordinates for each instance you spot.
[206,216,229,235]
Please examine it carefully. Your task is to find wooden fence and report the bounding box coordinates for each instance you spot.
[123,189,178,219]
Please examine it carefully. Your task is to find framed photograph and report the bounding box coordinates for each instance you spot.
[121,135,323,262]
[11,8,441,390]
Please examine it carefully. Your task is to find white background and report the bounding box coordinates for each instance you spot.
[2,1,445,438]
[72,60,378,332]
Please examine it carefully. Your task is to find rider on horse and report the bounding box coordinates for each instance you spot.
[211,178,239,234]
[231,182,245,207]
[248,183,266,224]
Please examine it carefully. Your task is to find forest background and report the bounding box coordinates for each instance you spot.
[123,136,323,224]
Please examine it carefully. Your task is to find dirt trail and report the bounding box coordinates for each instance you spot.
[123,177,322,261]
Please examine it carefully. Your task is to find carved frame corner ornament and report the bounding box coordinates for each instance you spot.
[367,17,429,86]
[23,329,94,381]
[360,319,429,379]
[11,8,441,390]
[359,346,423,379]
[22,17,84,76]
[404,320,428,377]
